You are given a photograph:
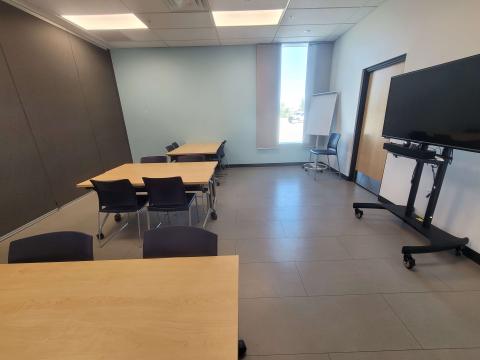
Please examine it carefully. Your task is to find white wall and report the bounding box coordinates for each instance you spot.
[330,0,480,251]
[111,44,332,165]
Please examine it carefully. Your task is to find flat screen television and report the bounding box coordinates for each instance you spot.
[382,54,480,152]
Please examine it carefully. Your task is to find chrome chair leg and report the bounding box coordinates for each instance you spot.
[194,196,200,223]
[147,210,151,230]
[336,154,341,177]
[327,155,331,171]
[188,206,192,226]
[137,210,142,247]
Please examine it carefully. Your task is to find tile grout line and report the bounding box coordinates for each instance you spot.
[294,261,310,297]
[381,293,424,350]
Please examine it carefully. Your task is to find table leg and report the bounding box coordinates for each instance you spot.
[202,178,218,228]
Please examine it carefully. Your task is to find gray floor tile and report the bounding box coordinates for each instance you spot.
[240,262,307,298]
[246,355,329,360]
[330,348,480,360]
[237,236,351,263]
[296,258,448,295]
[240,295,420,355]
[384,291,480,348]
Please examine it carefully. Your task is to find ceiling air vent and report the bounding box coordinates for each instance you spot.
[163,0,210,12]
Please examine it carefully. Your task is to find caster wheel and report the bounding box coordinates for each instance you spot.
[210,212,218,220]
[114,214,122,222]
[238,340,247,358]
[354,209,363,219]
[455,247,463,256]
[96,233,105,240]
[216,181,221,187]
[403,254,416,270]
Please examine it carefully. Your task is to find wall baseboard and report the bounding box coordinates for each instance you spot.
[227,162,305,168]
[0,191,92,243]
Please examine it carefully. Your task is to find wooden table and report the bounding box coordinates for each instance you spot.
[166,142,222,157]
[77,162,218,226]
[0,256,239,360]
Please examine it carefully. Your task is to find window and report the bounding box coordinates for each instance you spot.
[278,43,308,144]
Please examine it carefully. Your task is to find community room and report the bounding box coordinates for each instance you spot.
[1,0,480,358]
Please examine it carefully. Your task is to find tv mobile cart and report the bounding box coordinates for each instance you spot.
[353,142,469,270]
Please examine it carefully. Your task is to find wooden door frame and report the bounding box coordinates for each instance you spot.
[348,54,407,181]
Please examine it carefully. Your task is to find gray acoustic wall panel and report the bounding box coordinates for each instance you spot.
[0,45,57,235]
[70,35,132,169]
[0,2,131,236]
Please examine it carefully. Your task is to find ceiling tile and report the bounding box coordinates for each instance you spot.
[24,0,129,15]
[288,0,369,8]
[121,29,163,41]
[137,12,214,28]
[276,24,336,37]
[273,36,328,43]
[209,0,288,11]
[109,40,168,48]
[217,25,278,39]
[365,0,385,5]
[90,30,132,42]
[282,8,362,25]
[120,0,170,12]
[220,38,273,45]
[165,39,220,47]
[155,28,218,41]
[348,6,376,22]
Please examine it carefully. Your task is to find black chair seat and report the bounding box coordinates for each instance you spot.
[8,231,93,264]
[100,195,149,213]
[148,193,195,212]
[310,148,337,155]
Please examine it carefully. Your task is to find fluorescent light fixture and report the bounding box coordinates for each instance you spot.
[62,14,147,30]
[212,9,284,27]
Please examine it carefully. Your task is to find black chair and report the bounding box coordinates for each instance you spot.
[310,133,341,178]
[143,226,217,258]
[91,179,148,246]
[165,144,175,152]
[8,231,93,264]
[172,142,180,149]
[140,155,167,163]
[142,177,198,227]
[176,154,206,162]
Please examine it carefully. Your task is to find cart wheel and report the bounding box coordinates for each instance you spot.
[114,213,122,222]
[238,340,247,358]
[403,254,416,270]
[354,209,363,219]
[96,233,105,240]
[210,211,218,220]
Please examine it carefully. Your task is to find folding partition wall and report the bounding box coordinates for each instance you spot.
[0,2,132,236]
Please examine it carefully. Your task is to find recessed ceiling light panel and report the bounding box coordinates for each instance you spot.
[62,14,148,30]
[212,9,284,27]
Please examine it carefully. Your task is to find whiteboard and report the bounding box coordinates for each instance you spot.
[305,92,338,136]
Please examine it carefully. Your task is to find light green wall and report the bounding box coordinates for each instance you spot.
[111,45,331,164]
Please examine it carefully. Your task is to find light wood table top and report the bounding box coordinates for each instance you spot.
[166,142,222,156]
[77,161,217,188]
[0,256,239,360]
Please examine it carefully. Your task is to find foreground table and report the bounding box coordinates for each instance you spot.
[166,142,222,157]
[77,162,218,226]
[0,256,239,360]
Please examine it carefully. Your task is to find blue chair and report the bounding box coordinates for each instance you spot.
[143,226,217,258]
[91,179,148,246]
[8,231,93,264]
[310,133,341,178]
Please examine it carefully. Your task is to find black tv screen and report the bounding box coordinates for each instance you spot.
[382,54,480,152]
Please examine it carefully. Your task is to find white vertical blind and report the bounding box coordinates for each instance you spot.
[256,44,281,149]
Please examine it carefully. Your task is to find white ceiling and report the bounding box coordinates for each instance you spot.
[12,0,385,48]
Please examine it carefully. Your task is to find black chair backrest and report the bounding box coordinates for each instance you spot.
[327,133,341,151]
[172,142,180,149]
[177,155,206,162]
[140,155,167,163]
[165,144,175,152]
[8,231,93,264]
[217,140,226,158]
[143,226,217,259]
[143,177,187,208]
[91,179,138,210]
